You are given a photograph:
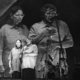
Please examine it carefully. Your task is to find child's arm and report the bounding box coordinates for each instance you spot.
[8,51,12,68]
[25,45,38,57]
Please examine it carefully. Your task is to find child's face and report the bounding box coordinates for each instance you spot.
[16,40,21,48]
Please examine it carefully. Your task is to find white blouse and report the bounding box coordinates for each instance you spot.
[22,44,38,69]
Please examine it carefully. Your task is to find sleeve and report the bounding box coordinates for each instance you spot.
[58,21,74,49]
[28,23,39,40]
[8,51,12,68]
[63,22,74,47]
[64,24,73,41]
[8,51,12,60]
[49,21,73,49]
[0,27,5,65]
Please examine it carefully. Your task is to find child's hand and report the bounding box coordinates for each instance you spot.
[24,46,28,50]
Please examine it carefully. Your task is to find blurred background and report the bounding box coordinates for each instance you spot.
[0,0,80,79]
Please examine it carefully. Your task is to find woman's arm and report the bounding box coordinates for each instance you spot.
[0,26,5,70]
[58,23,73,49]
[8,51,12,68]
[50,21,73,49]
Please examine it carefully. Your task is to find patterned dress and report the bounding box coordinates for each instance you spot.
[8,47,22,73]
[29,20,73,78]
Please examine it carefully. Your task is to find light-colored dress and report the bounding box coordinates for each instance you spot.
[22,44,38,69]
[8,47,22,73]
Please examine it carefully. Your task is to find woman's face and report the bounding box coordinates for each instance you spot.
[16,40,22,48]
[44,8,57,22]
[12,9,24,24]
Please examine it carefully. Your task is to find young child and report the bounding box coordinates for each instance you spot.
[21,39,38,80]
[8,39,23,78]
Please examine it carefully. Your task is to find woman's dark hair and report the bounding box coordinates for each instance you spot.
[0,2,23,27]
[6,5,23,25]
[10,6,22,17]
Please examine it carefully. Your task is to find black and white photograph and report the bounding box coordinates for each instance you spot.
[0,0,80,80]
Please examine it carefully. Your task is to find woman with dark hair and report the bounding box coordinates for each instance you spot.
[29,3,73,79]
[0,5,29,77]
